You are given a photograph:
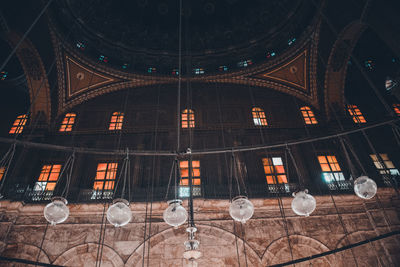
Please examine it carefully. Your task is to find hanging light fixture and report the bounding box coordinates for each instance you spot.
[107,198,132,227]
[229,195,254,223]
[106,148,132,227]
[183,226,202,266]
[44,196,70,225]
[44,152,75,225]
[353,176,377,199]
[291,190,316,216]
[163,199,188,227]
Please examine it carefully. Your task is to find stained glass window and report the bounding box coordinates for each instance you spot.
[262,157,287,184]
[318,155,344,183]
[34,165,62,192]
[179,160,201,197]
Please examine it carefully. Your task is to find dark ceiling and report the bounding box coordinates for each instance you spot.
[49,0,318,74]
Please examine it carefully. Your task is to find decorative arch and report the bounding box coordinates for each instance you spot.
[324,21,367,117]
[6,31,52,124]
[1,243,50,266]
[52,242,124,267]
[262,234,335,266]
[125,223,263,267]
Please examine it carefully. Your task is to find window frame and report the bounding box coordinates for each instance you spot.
[9,114,28,134]
[370,154,399,176]
[0,166,5,181]
[317,155,345,183]
[179,160,201,197]
[92,162,118,192]
[59,113,76,132]
[300,106,318,125]
[262,156,288,184]
[347,105,366,124]
[252,107,268,126]
[34,164,62,192]
[181,109,195,129]
[109,112,124,131]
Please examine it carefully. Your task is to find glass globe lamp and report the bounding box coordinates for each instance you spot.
[291,189,316,217]
[106,198,132,227]
[354,176,377,199]
[44,197,70,225]
[229,196,254,223]
[163,199,187,227]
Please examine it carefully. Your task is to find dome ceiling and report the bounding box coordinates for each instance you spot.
[49,0,318,74]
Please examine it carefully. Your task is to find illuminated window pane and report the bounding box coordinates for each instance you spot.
[59,113,76,132]
[93,162,118,191]
[0,167,5,181]
[182,109,195,129]
[9,114,28,134]
[393,104,400,116]
[109,112,124,130]
[347,105,366,124]
[252,107,268,126]
[317,155,344,183]
[262,157,286,184]
[300,106,318,125]
[179,160,201,197]
[370,154,399,175]
[34,164,62,192]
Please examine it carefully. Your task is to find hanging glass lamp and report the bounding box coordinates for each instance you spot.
[106,198,132,227]
[44,197,70,225]
[354,176,377,199]
[229,195,254,223]
[291,189,316,216]
[163,199,188,227]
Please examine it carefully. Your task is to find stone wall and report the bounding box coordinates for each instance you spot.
[0,188,399,267]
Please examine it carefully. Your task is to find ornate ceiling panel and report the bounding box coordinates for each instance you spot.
[52,21,320,115]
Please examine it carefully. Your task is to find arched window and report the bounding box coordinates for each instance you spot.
[252,107,267,126]
[59,113,76,132]
[182,109,195,128]
[9,114,28,134]
[393,104,400,116]
[109,112,124,130]
[347,105,366,124]
[300,106,318,124]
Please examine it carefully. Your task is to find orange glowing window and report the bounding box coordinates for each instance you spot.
[262,157,287,184]
[347,105,366,124]
[93,163,118,191]
[0,167,5,181]
[109,112,124,130]
[9,114,28,134]
[393,104,400,116]
[317,155,344,183]
[182,109,195,128]
[300,106,318,124]
[179,160,201,197]
[59,113,76,132]
[34,164,62,192]
[252,107,268,126]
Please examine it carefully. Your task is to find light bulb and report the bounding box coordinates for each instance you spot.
[229,196,254,223]
[163,199,188,227]
[44,197,69,225]
[106,198,132,227]
[291,190,316,216]
[354,176,377,199]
